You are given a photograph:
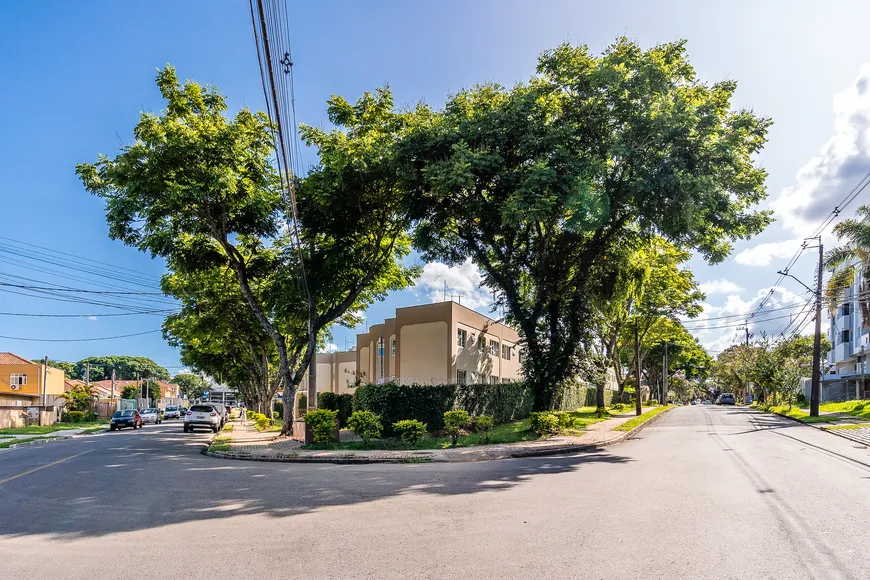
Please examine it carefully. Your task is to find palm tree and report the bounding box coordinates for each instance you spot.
[824,205,870,322]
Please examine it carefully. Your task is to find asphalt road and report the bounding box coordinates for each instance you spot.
[1,407,869,580]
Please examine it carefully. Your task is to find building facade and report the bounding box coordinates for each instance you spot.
[0,353,66,406]
[356,301,523,386]
[811,265,870,401]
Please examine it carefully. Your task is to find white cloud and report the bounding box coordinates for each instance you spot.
[698,279,744,295]
[414,259,493,310]
[770,64,870,235]
[87,316,97,321]
[734,239,802,266]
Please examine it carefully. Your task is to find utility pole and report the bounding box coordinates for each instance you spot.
[779,237,823,417]
[111,367,116,400]
[810,240,824,417]
[635,319,642,416]
[85,362,90,387]
[137,372,141,401]
[662,343,668,405]
[42,356,48,407]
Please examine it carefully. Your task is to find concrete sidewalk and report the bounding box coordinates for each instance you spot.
[206,407,669,464]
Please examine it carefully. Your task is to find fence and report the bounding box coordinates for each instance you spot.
[0,406,58,428]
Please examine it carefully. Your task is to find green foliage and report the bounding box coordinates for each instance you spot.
[171,373,209,402]
[65,411,86,423]
[303,409,339,443]
[393,419,427,446]
[443,410,470,445]
[75,356,169,381]
[62,384,95,413]
[318,392,354,427]
[297,393,307,417]
[529,412,560,436]
[405,40,771,411]
[273,400,284,420]
[354,382,455,434]
[143,379,161,403]
[251,412,271,431]
[346,410,383,447]
[471,415,494,443]
[614,406,673,431]
[246,409,255,420]
[823,205,870,322]
[120,385,139,400]
[36,360,78,379]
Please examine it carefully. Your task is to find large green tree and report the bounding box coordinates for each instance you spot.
[35,359,78,379]
[75,356,169,382]
[172,373,209,402]
[404,39,771,410]
[78,68,419,433]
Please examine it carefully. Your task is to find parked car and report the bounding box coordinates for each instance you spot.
[140,408,162,424]
[163,405,180,419]
[716,393,736,406]
[211,403,228,427]
[109,409,142,430]
[184,404,222,433]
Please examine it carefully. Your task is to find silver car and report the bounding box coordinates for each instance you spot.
[163,405,180,419]
[140,408,162,424]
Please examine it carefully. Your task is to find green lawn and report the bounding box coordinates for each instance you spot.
[827,423,870,430]
[764,404,847,424]
[0,436,58,449]
[614,406,673,432]
[818,400,870,420]
[0,421,108,435]
[208,431,233,452]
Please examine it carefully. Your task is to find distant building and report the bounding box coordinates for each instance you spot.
[0,352,65,406]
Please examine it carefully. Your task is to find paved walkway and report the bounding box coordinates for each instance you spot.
[210,407,662,463]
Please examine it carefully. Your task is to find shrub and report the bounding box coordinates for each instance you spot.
[65,410,86,423]
[648,399,659,406]
[246,409,254,419]
[443,410,470,446]
[529,412,559,436]
[303,409,338,443]
[346,410,382,447]
[318,392,354,427]
[274,400,284,420]
[296,392,307,418]
[552,411,575,429]
[611,403,626,412]
[393,419,427,446]
[472,415,494,442]
[251,412,271,432]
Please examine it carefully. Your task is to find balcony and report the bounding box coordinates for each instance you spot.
[834,341,855,363]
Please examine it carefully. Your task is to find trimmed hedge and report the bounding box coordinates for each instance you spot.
[353,380,613,434]
[317,392,353,427]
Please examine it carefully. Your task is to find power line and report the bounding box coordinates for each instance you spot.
[0,281,164,295]
[0,329,162,342]
[0,310,174,318]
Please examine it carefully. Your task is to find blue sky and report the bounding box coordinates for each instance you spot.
[3,0,870,371]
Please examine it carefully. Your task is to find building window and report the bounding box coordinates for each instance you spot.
[490,339,499,356]
[391,338,396,356]
[457,328,467,348]
[10,373,27,386]
[478,334,487,352]
[489,376,498,385]
[457,370,468,385]
[842,330,851,344]
[840,303,852,316]
[502,344,511,360]
[378,337,385,378]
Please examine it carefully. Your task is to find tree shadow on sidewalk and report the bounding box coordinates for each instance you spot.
[0,433,632,540]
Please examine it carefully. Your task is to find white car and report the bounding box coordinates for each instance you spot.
[140,408,162,424]
[184,404,222,433]
[163,405,180,419]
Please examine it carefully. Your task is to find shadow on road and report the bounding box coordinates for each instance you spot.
[0,425,632,540]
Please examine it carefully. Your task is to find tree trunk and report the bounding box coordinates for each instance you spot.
[596,381,605,415]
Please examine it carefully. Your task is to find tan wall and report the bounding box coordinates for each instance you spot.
[451,303,521,383]
[399,321,450,384]
[316,362,332,393]
[0,362,65,402]
[358,346,370,383]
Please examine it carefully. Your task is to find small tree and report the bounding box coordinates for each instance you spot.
[394,420,427,446]
[347,411,382,448]
[120,385,138,400]
[443,410,470,446]
[62,384,95,413]
[303,409,338,444]
[472,415,494,443]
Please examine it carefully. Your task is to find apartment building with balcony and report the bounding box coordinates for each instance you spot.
[813,266,870,401]
[355,301,523,386]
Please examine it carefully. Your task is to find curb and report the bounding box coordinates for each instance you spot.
[757,408,870,447]
[0,435,72,453]
[201,407,677,465]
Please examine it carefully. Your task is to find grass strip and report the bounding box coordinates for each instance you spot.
[0,436,59,449]
[208,431,233,452]
[614,406,673,432]
[826,423,870,430]
[0,422,108,435]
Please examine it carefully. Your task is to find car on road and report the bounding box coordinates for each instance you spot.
[109,409,142,430]
[184,404,222,433]
[163,405,180,419]
[716,393,736,405]
[211,403,228,428]
[140,408,163,424]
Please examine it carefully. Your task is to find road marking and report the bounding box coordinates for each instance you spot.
[0,450,93,485]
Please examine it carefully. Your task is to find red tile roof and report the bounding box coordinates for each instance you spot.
[0,352,37,365]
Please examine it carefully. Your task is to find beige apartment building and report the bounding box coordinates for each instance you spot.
[356,301,523,386]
